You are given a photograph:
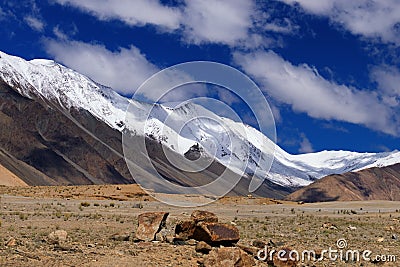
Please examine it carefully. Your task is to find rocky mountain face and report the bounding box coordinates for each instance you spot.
[0,50,399,200]
[286,163,400,202]
[0,79,131,185]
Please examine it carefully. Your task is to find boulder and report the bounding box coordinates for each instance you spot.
[136,212,169,242]
[175,220,196,240]
[192,222,240,245]
[204,247,255,267]
[191,210,218,223]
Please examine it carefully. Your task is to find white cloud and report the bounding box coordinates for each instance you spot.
[54,0,182,30]
[52,26,68,40]
[233,50,398,135]
[52,0,290,49]
[44,39,158,95]
[370,65,400,113]
[280,0,400,45]
[371,65,400,98]
[299,133,314,153]
[264,18,299,34]
[181,0,254,46]
[24,15,45,32]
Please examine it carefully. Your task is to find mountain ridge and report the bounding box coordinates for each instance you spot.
[0,50,399,194]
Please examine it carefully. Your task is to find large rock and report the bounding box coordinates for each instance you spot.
[175,210,218,240]
[136,212,169,242]
[175,220,196,240]
[192,222,240,245]
[191,210,218,223]
[204,247,255,267]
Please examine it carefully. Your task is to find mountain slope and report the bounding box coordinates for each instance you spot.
[0,50,399,194]
[286,163,400,202]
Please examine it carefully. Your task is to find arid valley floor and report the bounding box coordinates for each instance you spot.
[0,185,399,266]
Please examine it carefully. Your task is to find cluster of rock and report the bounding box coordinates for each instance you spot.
[134,210,298,267]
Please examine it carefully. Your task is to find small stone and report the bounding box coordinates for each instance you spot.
[48,230,68,244]
[166,235,175,243]
[135,212,169,242]
[155,232,165,242]
[187,239,197,246]
[191,210,218,223]
[204,247,255,267]
[195,241,212,254]
[348,225,357,230]
[116,186,122,190]
[392,234,398,240]
[322,222,337,230]
[377,237,384,242]
[5,237,17,247]
[87,243,95,248]
[236,244,259,256]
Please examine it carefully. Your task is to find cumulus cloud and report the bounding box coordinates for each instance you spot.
[54,0,182,30]
[299,133,314,153]
[181,0,254,46]
[44,39,158,95]
[233,50,398,135]
[280,0,400,45]
[24,15,45,32]
[52,0,292,48]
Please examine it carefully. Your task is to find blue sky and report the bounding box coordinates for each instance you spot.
[0,0,399,154]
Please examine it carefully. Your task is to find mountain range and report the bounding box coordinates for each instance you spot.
[0,50,399,200]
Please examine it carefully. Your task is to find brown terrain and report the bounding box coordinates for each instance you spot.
[286,163,400,202]
[0,163,27,186]
[0,184,399,266]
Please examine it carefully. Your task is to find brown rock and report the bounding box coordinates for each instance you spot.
[191,210,218,223]
[195,241,212,254]
[236,244,259,256]
[136,212,169,242]
[175,220,196,240]
[192,222,240,245]
[5,237,17,247]
[273,247,299,267]
[204,247,255,267]
[48,230,68,244]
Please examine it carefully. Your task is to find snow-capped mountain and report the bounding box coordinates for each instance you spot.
[1,50,399,189]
